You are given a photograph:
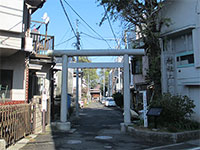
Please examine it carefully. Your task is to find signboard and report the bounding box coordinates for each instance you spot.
[42,89,47,111]
[139,90,148,128]
[147,108,162,116]
[147,107,162,129]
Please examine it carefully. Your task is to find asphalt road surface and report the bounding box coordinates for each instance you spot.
[18,101,200,150]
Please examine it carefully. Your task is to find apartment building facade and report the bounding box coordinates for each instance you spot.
[160,0,200,121]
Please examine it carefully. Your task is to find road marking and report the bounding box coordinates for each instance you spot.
[144,143,184,150]
[67,140,82,144]
[95,136,113,140]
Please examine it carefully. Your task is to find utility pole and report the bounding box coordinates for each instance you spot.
[87,74,90,103]
[76,19,80,117]
[117,39,121,93]
[103,68,105,97]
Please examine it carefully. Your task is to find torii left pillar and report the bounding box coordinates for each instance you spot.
[57,55,71,131]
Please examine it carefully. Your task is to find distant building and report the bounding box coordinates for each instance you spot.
[90,84,101,101]
[53,57,74,97]
[127,29,149,92]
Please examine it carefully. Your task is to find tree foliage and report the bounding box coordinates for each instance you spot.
[113,92,123,108]
[79,57,99,89]
[97,0,169,96]
[150,93,199,132]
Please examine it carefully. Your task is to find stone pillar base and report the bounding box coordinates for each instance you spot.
[0,139,6,150]
[51,122,71,131]
[120,122,133,133]
[120,123,127,133]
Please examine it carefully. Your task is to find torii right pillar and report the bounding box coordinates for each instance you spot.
[121,54,131,131]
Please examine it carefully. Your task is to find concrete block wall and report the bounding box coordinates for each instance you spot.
[32,96,50,133]
[32,96,42,134]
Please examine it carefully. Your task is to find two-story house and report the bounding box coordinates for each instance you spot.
[0,0,46,103]
[160,0,200,122]
[0,0,55,133]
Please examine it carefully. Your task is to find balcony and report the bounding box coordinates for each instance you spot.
[31,32,54,57]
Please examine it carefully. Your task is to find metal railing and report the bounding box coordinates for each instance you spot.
[31,32,54,55]
[0,104,32,146]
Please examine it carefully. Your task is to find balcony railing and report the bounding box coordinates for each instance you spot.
[30,32,54,56]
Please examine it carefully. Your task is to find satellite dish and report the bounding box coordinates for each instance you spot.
[42,12,48,20]
[45,16,50,24]
[42,12,50,24]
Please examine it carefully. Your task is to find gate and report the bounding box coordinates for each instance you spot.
[47,49,144,125]
[0,104,32,146]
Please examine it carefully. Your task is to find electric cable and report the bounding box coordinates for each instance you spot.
[80,32,106,41]
[59,0,78,40]
[103,5,118,46]
[81,32,118,42]
[55,36,76,47]
[62,0,112,49]
[58,28,71,44]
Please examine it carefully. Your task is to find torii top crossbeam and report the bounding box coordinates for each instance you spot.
[47,49,145,57]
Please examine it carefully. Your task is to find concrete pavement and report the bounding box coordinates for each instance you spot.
[8,101,200,150]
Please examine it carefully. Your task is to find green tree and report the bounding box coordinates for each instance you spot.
[97,0,170,96]
[79,57,99,89]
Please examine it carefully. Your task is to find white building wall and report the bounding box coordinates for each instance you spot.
[0,52,26,100]
[188,87,200,122]
[54,68,74,97]
[160,0,196,34]
[0,0,24,50]
[0,0,24,32]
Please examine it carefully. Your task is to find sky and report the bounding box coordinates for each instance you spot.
[32,0,125,62]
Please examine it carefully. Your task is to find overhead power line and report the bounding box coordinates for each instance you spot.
[103,5,118,46]
[80,32,105,41]
[59,0,77,39]
[55,36,76,47]
[62,0,112,49]
[81,32,117,41]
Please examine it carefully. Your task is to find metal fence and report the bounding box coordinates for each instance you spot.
[0,104,32,146]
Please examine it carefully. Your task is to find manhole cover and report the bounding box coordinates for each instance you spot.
[95,136,113,140]
[67,140,82,144]
[79,113,87,116]
[104,145,112,149]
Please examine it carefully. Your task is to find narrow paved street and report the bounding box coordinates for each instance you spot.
[18,101,199,150]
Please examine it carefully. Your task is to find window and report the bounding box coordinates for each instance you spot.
[132,57,142,74]
[164,32,193,53]
[0,70,13,100]
[176,51,194,68]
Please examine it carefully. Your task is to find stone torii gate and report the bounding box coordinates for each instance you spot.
[48,49,144,131]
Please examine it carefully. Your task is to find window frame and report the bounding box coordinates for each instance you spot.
[0,69,13,100]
